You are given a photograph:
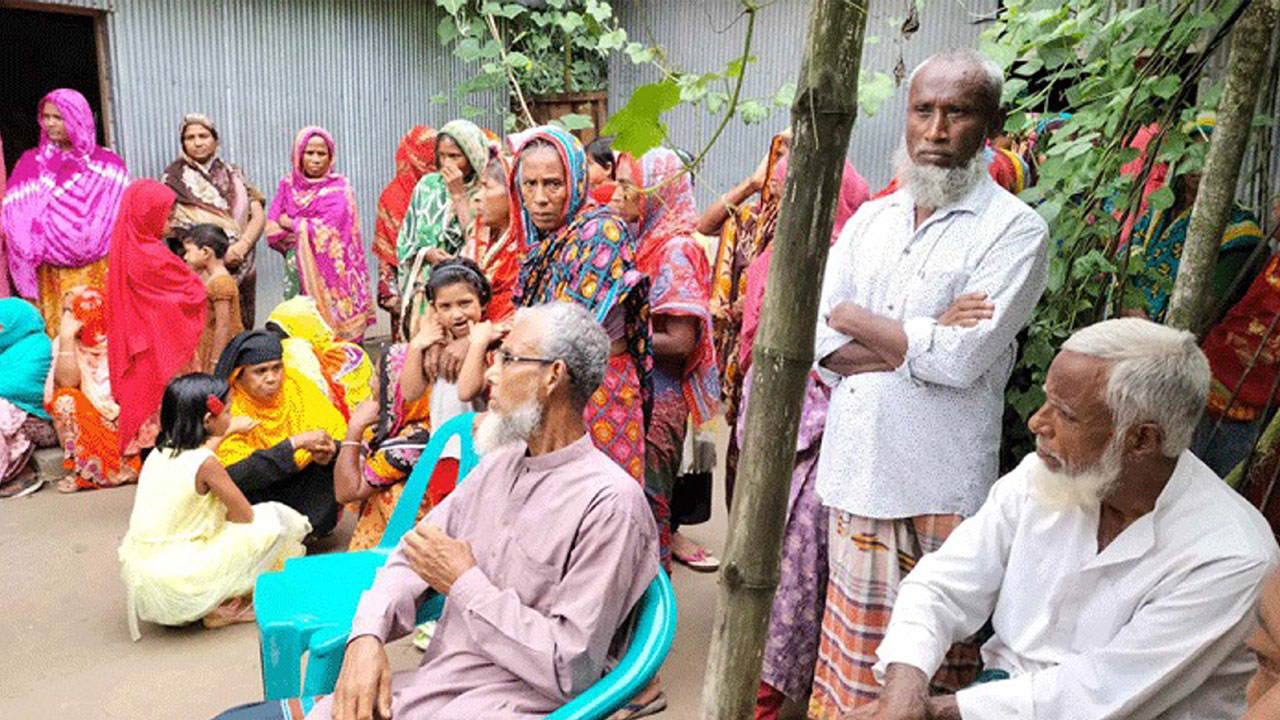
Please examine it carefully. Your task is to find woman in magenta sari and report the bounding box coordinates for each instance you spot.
[633,147,720,571]
[265,126,373,343]
[512,125,652,482]
[1,89,128,332]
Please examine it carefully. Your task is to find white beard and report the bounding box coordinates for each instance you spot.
[894,145,987,209]
[475,399,544,454]
[1029,435,1125,513]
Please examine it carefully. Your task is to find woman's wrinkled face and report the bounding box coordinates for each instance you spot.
[237,360,284,400]
[518,147,570,232]
[608,183,644,224]
[183,124,218,163]
[478,174,510,228]
[41,103,68,146]
[302,136,332,178]
[437,136,473,179]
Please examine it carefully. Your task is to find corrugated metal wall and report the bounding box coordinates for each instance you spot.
[609,0,1000,201]
[31,0,500,334]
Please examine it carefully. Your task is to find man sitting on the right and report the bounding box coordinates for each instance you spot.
[866,318,1279,720]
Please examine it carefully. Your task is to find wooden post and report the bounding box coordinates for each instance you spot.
[698,0,869,717]
[1166,0,1278,334]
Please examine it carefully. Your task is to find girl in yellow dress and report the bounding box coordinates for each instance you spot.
[118,373,311,640]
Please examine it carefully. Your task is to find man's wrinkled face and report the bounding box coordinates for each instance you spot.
[237,359,284,400]
[905,61,995,169]
[476,317,551,452]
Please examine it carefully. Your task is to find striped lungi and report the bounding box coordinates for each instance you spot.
[808,512,981,719]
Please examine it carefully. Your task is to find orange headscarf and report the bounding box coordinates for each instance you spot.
[373,125,438,266]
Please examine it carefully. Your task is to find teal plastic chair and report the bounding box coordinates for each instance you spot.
[254,412,479,700]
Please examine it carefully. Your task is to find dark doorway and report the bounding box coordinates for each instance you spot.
[0,5,106,176]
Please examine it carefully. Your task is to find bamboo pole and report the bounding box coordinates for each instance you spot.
[698,0,869,717]
[1166,0,1278,334]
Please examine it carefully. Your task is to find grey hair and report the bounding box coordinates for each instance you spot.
[908,49,1004,116]
[1062,318,1210,457]
[515,303,609,406]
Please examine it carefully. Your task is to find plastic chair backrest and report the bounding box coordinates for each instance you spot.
[378,411,479,549]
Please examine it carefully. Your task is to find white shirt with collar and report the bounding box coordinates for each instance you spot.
[814,175,1048,519]
[874,451,1280,719]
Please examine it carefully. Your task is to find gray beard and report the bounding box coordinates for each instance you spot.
[894,145,987,209]
[475,399,544,454]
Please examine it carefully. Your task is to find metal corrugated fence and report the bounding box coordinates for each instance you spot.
[33,0,501,333]
[609,0,999,201]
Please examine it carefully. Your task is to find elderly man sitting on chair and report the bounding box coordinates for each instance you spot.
[863,319,1278,720]
[215,302,658,720]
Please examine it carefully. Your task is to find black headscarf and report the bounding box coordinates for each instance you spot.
[213,330,284,379]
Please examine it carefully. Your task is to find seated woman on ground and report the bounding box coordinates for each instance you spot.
[213,329,347,537]
[0,299,55,498]
[266,296,373,416]
[118,373,310,640]
[47,286,158,492]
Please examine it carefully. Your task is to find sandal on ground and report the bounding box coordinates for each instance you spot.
[56,476,82,494]
[614,692,667,719]
[0,472,43,499]
[673,544,721,572]
[203,595,255,628]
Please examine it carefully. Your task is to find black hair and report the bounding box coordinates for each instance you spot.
[427,257,492,307]
[183,223,230,259]
[435,132,476,181]
[156,373,230,453]
[585,135,616,177]
[674,147,696,190]
[370,349,396,449]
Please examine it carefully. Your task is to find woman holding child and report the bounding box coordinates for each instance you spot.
[162,113,265,329]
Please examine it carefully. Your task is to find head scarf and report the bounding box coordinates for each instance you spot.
[213,330,347,468]
[160,113,257,239]
[374,125,438,266]
[266,127,374,343]
[509,125,589,250]
[739,158,869,371]
[107,179,207,452]
[466,153,521,322]
[1,89,128,299]
[636,147,721,425]
[50,286,116,420]
[0,298,52,418]
[395,120,493,306]
[267,297,373,412]
[370,342,431,448]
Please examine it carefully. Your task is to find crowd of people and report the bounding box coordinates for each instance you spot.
[4,47,1280,719]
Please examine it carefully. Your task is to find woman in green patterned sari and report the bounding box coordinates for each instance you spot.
[396,119,490,334]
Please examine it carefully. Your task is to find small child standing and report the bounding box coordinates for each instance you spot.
[182,224,245,373]
[118,373,311,640]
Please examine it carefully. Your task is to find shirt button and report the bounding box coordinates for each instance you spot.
[888,304,895,311]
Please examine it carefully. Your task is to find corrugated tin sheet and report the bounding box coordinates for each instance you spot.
[609,0,1000,200]
[22,0,114,9]
[97,0,500,333]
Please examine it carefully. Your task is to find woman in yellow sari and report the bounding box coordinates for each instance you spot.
[265,297,373,415]
[214,329,346,536]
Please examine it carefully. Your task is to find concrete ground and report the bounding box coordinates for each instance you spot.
[0,461,730,719]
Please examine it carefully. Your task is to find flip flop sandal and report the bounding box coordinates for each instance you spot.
[616,692,667,719]
[673,545,721,572]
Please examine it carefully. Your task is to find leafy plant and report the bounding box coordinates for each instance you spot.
[984,0,1253,468]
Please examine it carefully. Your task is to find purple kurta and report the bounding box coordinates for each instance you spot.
[306,433,659,720]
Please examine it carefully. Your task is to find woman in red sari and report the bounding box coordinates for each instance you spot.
[373,126,437,338]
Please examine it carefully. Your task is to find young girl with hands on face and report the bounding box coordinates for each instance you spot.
[118,373,311,639]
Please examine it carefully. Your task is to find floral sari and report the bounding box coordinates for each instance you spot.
[266,126,374,343]
[512,126,653,481]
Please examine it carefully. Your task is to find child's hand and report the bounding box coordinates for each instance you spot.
[424,247,452,265]
[226,415,260,436]
[411,307,446,350]
[470,320,495,346]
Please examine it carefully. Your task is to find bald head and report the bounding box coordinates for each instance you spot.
[908,49,1004,121]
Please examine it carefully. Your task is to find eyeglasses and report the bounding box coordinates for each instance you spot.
[493,348,556,368]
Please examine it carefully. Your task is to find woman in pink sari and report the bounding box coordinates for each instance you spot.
[1,89,128,332]
[265,126,373,343]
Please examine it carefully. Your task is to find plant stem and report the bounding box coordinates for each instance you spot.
[486,13,536,127]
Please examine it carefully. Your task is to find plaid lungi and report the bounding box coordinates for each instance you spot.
[808,512,981,719]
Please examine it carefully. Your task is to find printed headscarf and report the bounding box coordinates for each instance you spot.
[374,125,438,266]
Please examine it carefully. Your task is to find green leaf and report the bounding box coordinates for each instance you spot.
[430,93,449,104]
[496,3,524,19]
[1147,186,1176,211]
[739,100,768,125]
[603,79,681,156]
[726,54,757,79]
[558,11,585,34]
[557,112,595,131]
[857,71,895,117]
[624,42,654,64]
[437,15,461,44]
[772,82,797,108]
[461,105,486,119]
[706,91,729,114]
[598,28,627,51]
[585,0,612,23]
[547,0,566,8]
[1150,75,1179,100]
[505,51,533,70]
[456,37,483,61]
[440,0,465,14]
